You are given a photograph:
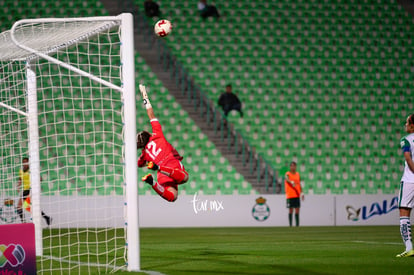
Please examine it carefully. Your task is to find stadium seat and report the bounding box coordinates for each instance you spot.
[3,0,409,197]
[134,0,412,195]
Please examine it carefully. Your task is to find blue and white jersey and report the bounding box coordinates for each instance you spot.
[400,132,414,183]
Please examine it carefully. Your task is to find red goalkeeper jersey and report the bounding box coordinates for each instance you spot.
[138,118,183,167]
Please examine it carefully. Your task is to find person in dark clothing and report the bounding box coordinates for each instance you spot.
[198,0,220,19]
[218,84,243,117]
[144,0,161,18]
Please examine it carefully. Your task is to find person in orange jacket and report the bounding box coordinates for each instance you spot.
[285,161,304,227]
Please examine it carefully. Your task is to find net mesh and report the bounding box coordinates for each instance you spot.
[0,20,119,61]
[0,62,28,224]
[0,19,128,274]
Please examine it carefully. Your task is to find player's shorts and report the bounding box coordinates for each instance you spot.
[22,190,30,199]
[157,158,186,188]
[398,181,414,208]
[286,197,300,209]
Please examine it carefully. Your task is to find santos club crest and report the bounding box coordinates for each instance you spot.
[252,197,270,222]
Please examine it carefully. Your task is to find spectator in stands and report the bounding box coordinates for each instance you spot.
[198,0,220,19]
[285,161,304,227]
[218,84,243,117]
[144,0,161,18]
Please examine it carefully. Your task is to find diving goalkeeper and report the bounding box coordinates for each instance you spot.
[137,84,189,202]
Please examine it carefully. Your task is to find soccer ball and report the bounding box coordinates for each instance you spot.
[154,19,172,37]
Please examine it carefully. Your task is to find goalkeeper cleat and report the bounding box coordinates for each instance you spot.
[44,215,52,226]
[396,249,414,257]
[142,173,154,186]
[147,161,159,171]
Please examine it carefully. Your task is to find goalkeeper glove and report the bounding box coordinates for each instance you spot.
[139,84,152,109]
[147,161,159,171]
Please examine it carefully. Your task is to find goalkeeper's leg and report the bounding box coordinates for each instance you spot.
[142,173,178,202]
[17,190,30,223]
[17,198,24,222]
[147,160,189,184]
[295,207,300,227]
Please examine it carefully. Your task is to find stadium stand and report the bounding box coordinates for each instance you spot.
[134,0,414,194]
[0,0,254,196]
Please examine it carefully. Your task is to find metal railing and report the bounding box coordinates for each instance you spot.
[133,10,281,193]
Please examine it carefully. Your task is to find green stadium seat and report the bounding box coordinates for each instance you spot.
[236,181,253,195]
[78,186,95,196]
[364,176,380,195]
[60,187,73,196]
[346,177,362,195]
[219,181,235,195]
[5,0,411,197]
[201,181,218,195]
[183,180,199,195]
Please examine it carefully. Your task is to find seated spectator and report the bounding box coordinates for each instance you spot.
[144,0,161,18]
[197,0,220,19]
[218,84,243,117]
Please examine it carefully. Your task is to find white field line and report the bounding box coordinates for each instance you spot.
[351,240,401,246]
[142,270,168,275]
[42,255,168,275]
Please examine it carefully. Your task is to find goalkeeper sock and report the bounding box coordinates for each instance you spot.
[152,182,177,202]
[288,213,292,227]
[295,213,300,227]
[17,208,24,222]
[400,216,413,251]
[158,166,189,184]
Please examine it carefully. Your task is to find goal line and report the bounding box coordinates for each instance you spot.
[43,256,167,275]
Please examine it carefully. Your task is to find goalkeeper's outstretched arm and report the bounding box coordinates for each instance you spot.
[139,84,156,120]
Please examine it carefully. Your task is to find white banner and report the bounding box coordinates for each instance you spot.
[335,195,399,226]
[138,193,335,227]
[10,194,399,228]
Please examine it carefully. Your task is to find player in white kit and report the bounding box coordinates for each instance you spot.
[397,114,414,257]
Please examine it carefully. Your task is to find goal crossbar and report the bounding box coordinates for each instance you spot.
[1,17,120,62]
[1,17,124,92]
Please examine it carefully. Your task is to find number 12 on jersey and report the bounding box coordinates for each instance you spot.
[146,141,162,160]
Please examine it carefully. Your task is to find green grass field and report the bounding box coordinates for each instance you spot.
[39,226,413,274]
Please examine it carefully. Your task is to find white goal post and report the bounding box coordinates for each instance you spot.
[0,13,139,273]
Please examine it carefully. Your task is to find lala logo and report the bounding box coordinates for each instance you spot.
[346,196,398,221]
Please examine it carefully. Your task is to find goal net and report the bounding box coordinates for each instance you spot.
[0,14,139,273]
